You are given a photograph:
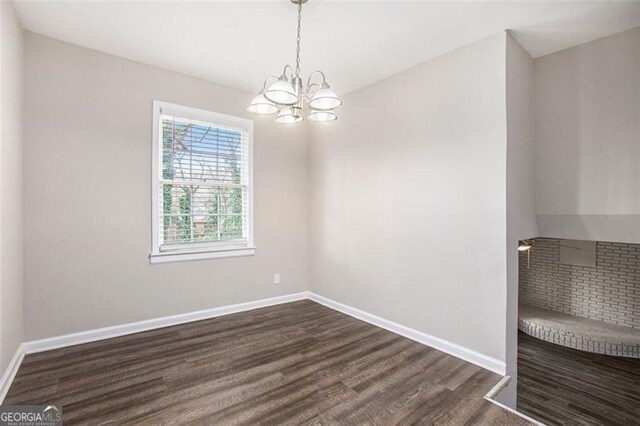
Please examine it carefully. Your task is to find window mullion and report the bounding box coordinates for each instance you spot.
[160,179,245,189]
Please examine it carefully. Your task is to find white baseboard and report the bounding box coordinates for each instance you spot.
[0,343,25,403]
[23,292,309,354]
[1,292,307,403]
[484,374,511,399]
[3,290,507,404]
[307,292,506,375]
[484,397,544,425]
[483,377,544,425]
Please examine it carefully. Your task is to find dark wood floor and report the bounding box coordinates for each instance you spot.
[517,331,640,425]
[6,300,528,425]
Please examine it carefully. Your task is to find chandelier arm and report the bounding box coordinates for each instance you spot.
[282,65,294,80]
[306,70,326,92]
[295,0,302,78]
[261,76,279,91]
[305,82,321,98]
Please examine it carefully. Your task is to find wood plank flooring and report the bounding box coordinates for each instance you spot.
[517,331,640,425]
[6,300,528,425]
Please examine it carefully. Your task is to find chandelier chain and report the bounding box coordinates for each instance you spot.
[295,0,302,78]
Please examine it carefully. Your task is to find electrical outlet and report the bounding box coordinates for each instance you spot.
[273,273,281,285]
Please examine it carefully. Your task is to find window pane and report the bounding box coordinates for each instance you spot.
[162,117,243,184]
[160,183,245,246]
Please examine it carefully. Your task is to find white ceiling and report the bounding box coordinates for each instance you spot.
[11,1,640,95]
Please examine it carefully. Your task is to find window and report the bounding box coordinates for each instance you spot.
[150,101,254,263]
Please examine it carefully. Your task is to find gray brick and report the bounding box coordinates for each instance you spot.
[520,238,640,329]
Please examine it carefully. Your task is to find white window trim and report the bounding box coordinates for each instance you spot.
[149,100,255,264]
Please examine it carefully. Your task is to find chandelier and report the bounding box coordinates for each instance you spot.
[247,0,342,123]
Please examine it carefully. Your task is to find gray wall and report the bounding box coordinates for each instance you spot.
[23,33,309,340]
[534,27,640,244]
[0,2,24,373]
[520,239,640,329]
[501,33,538,407]
[21,29,516,370]
[309,33,509,363]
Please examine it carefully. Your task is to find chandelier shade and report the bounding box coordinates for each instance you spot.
[309,85,342,111]
[264,78,299,105]
[247,93,278,114]
[248,0,342,124]
[276,107,303,124]
[308,109,337,122]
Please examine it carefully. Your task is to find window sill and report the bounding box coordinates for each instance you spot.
[149,247,256,264]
